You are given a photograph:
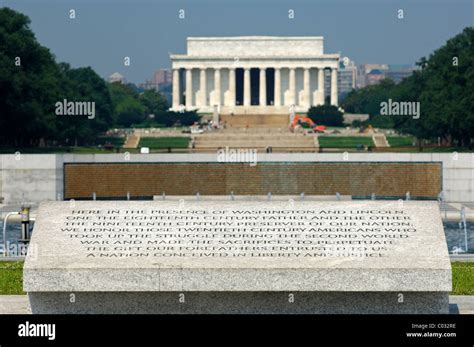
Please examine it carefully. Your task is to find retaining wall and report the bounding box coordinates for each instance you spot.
[0,153,472,203]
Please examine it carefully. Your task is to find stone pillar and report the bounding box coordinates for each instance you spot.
[317,68,325,105]
[214,68,221,106]
[172,68,180,109]
[185,68,193,109]
[259,68,266,106]
[244,68,251,107]
[199,68,207,107]
[289,67,296,106]
[274,68,281,107]
[303,68,310,107]
[331,68,338,106]
[228,68,236,106]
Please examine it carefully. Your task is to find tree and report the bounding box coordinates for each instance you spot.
[174,111,200,126]
[307,105,344,126]
[342,79,397,117]
[0,8,116,147]
[0,7,62,146]
[142,110,200,127]
[56,65,114,146]
[108,82,145,127]
[139,89,168,116]
[340,27,474,147]
[388,27,474,146]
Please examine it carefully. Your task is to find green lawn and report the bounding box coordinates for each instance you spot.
[1,261,472,295]
[97,136,125,148]
[0,262,24,295]
[138,137,190,149]
[0,146,122,154]
[0,137,125,154]
[386,136,415,147]
[318,136,374,148]
[452,262,474,295]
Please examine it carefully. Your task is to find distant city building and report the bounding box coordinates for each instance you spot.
[138,80,158,91]
[337,59,357,100]
[138,69,173,105]
[153,69,172,85]
[360,64,389,74]
[323,58,357,101]
[365,69,385,86]
[139,69,173,92]
[385,65,417,84]
[355,64,416,87]
[108,72,125,84]
[356,74,366,88]
[357,64,389,88]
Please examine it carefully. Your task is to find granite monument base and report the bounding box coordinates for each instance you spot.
[29,291,449,314]
[24,200,452,315]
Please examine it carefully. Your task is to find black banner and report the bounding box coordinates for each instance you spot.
[0,314,472,346]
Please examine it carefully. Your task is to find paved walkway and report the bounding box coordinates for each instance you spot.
[372,134,390,148]
[450,254,474,262]
[449,296,474,314]
[123,134,140,149]
[0,295,31,314]
[0,295,472,314]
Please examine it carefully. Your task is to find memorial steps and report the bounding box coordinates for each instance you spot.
[194,114,317,151]
[220,114,289,128]
[123,134,140,149]
[372,134,390,148]
[193,128,317,151]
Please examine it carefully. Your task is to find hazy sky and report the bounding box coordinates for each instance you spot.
[3,0,473,83]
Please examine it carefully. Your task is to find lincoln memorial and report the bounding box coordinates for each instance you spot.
[170,36,340,115]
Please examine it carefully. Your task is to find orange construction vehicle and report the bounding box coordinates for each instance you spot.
[290,115,326,133]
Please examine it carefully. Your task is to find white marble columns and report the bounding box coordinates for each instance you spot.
[243,68,251,107]
[185,68,193,108]
[228,68,236,107]
[330,68,338,106]
[213,68,221,106]
[317,68,325,106]
[199,69,207,107]
[259,68,266,106]
[274,68,281,107]
[172,69,180,108]
[288,68,296,105]
[175,65,338,111]
[303,68,310,107]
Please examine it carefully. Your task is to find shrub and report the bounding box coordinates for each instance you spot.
[307,105,344,126]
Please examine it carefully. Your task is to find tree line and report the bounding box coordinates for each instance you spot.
[342,27,473,147]
[0,8,198,147]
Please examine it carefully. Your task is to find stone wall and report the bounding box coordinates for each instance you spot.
[0,153,473,204]
[0,154,62,204]
[63,162,441,200]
